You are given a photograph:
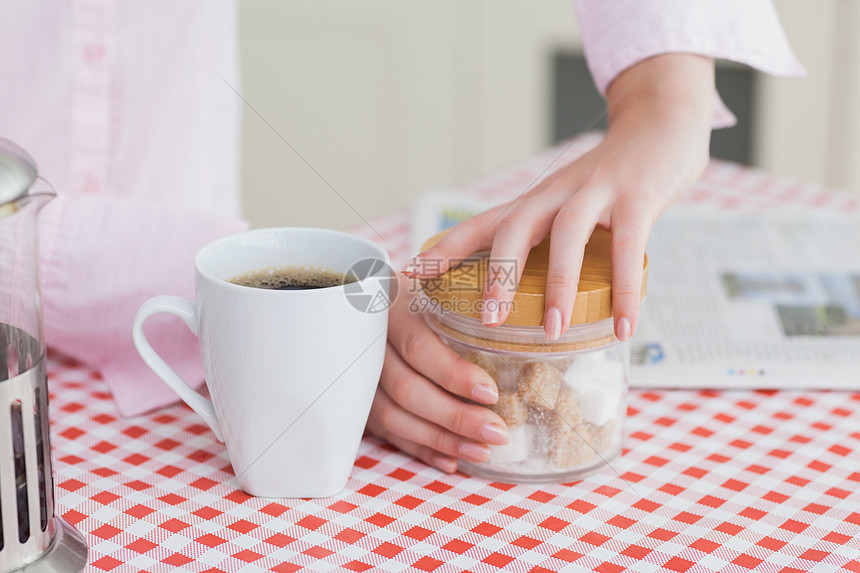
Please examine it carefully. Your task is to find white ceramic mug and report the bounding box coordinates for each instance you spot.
[132,228,391,498]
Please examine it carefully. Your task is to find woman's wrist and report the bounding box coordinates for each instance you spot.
[594,54,715,191]
[606,53,715,134]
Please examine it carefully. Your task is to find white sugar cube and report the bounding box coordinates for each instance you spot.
[488,426,530,465]
[575,386,621,426]
[563,356,625,426]
[562,350,607,392]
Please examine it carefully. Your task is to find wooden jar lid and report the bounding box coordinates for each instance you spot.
[419,228,648,327]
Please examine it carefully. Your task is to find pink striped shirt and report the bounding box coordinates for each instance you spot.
[0,0,246,416]
[574,0,804,127]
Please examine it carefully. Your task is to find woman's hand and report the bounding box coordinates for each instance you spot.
[403,54,715,342]
[369,54,716,471]
[365,274,509,473]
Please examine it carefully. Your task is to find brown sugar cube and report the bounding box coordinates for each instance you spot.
[553,387,583,428]
[488,393,528,429]
[524,403,555,443]
[463,350,499,381]
[549,424,595,468]
[518,361,563,410]
[585,421,618,454]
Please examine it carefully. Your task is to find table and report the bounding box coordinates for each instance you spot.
[51,135,860,572]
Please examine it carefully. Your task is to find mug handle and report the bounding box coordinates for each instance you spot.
[132,296,224,441]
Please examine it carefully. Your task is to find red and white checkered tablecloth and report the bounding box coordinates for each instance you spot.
[51,135,860,572]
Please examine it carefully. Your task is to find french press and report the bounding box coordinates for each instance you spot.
[0,139,86,571]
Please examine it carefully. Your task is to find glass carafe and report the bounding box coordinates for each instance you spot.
[0,138,87,572]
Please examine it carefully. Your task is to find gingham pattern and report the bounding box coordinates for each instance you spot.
[50,134,860,572]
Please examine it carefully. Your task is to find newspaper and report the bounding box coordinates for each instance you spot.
[411,192,860,389]
[631,208,860,389]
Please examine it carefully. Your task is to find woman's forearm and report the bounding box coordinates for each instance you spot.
[602,53,716,199]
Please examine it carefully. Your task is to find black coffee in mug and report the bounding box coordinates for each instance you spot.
[229,265,357,291]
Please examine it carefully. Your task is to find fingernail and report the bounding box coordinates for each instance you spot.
[459,441,490,463]
[616,317,632,341]
[401,257,420,276]
[433,455,458,474]
[472,384,498,404]
[480,423,509,445]
[545,306,562,341]
[482,298,500,325]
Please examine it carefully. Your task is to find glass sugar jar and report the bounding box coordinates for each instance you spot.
[419,228,647,483]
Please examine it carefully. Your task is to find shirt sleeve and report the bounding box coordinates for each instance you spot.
[572,0,806,128]
[39,193,249,416]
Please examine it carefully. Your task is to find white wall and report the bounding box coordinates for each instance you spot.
[239,0,860,230]
[238,0,581,230]
[753,0,860,193]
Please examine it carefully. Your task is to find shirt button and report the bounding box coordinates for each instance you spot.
[81,176,99,194]
[83,43,105,65]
